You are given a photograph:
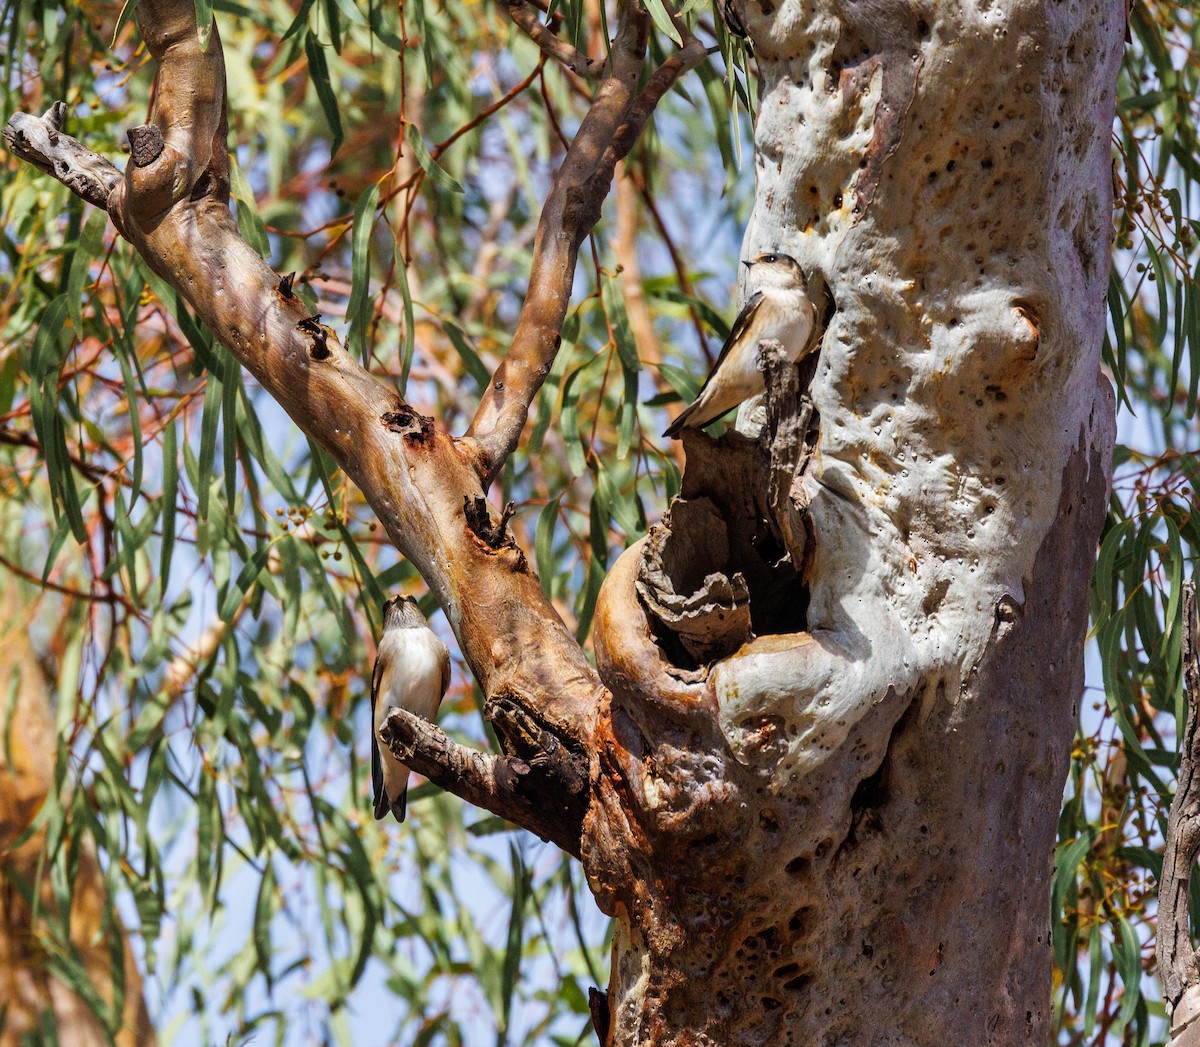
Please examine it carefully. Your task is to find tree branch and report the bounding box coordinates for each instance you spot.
[1158,580,1200,1043]
[5,0,602,753]
[5,0,712,831]
[380,706,590,857]
[2,103,120,210]
[464,1,709,485]
[504,0,606,80]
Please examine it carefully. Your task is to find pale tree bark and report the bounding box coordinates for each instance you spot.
[4,0,1124,1042]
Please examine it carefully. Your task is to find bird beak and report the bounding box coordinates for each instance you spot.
[741,259,755,269]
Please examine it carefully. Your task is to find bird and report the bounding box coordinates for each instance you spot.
[371,594,451,823]
[664,253,816,438]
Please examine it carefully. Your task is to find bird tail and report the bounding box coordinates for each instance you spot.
[663,398,703,439]
[373,783,408,823]
[372,744,410,824]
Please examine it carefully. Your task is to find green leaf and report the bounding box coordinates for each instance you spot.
[499,844,531,1035]
[346,181,381,363]
[196,766,224,914]
[535,497,563,597]
[1112,916,1142,1029]
[197,362,222,524]
[396,256,416,390]
[322,0,343,52]
[1051,829,1095,971]
[601,272,641,374]
[594,458,642,539]
[617,363,638,460]
[561,362,590,477]
[657,361,700,402]
[330,0,369,27]
[220,543,272,621]
[229,155,270,257]
[110,0,141,48]
[65,209,106,333]
[574,555,605,643]
[159,418,179,596]
[194,0,214,48]
[1103,271,1132,412]
[253,860,276,991]
[443,321,491,391]
[281,0,318,40]
[642,0,682,46]
[222,366,241,524]
[405,124,464,195]
[305,30,343,156]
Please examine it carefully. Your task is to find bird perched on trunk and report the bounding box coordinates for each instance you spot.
[664,253,816,438]
[371,595,451,823]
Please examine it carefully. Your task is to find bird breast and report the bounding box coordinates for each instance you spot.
[376,630,447,722]
[760,292,814,364]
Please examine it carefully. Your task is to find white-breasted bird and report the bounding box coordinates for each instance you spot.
[371,595,451,823]
[664,253,817,438]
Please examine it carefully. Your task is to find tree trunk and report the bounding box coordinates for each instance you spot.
[4,0,1124,1042]
[586,0,1123,1041]
[0,577,156,1047]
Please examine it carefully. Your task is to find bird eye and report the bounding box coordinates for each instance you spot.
[761,253,777,263]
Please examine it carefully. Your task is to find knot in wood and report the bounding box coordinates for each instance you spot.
[381,404,434,444]
[296,315,330,360]
[44,100,65,132]
[127,124,165,168]
[464,496,518,551]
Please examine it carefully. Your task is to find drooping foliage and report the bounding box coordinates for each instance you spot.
[0,0,1194,1043]
[0,1,754,1041]
[1054,3,1200,1043]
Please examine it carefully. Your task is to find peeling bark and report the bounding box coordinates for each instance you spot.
[4,0,704,854]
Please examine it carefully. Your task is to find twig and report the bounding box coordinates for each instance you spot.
[4,0,605,756]
[465,0,710,485]
[504,0,606,80]
[0,551,137,611]
[1157,579,1200,1044]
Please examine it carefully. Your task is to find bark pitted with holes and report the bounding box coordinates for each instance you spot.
[584,0,1122,1038]
[6,0,1122,1042]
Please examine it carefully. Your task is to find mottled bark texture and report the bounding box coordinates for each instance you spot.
[1158,582,1200,1046]
[588,0,1123,1039]
[6,0,1123,1042]
[4,0,704,780]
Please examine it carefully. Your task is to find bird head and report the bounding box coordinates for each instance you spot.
[382,594,429,630]
[742,252,807,291]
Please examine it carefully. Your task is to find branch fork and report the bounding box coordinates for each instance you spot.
[466,0,711,485]
[2,0,714,863]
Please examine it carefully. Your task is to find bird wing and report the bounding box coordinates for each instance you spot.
[370,647,387,819]
[694,291,763,399]
[438,644,451,701]
[663,292,765,438]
